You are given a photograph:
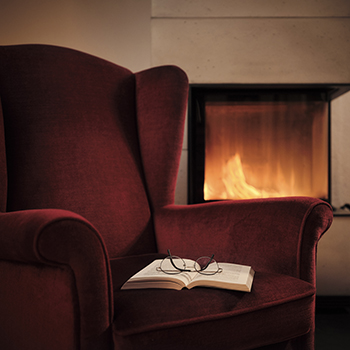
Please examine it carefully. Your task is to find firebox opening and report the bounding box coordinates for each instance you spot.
[188,85,350,205]
[205,99,328,201]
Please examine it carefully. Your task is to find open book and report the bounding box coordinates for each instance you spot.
[121,258,255,292]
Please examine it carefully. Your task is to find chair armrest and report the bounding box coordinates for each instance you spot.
[0,209,113,339]
[154,197,333,284]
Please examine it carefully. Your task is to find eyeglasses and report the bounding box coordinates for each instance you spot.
[156,249,223,275]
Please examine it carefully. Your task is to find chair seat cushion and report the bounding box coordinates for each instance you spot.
[111,254,315,350]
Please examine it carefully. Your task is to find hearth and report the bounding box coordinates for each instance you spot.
[188,84,350,204]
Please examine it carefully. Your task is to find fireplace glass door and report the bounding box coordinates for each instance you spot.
[189,87,331,203]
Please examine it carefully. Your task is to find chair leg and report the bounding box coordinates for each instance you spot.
[254,340,291,350]
[254,331,313,350]
[289,331,314,350]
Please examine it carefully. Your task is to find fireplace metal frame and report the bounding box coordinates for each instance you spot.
[188,83,350,205]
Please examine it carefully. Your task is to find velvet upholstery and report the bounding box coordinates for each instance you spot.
[0,44,333,350]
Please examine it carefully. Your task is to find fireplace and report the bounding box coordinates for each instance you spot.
[188,84,350,204]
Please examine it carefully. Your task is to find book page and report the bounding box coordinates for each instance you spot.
[189,263,254,291]
[127,259,198,286]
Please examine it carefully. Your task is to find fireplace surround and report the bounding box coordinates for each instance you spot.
[188,84,350,205]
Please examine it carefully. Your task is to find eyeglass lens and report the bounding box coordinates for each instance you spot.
[160,256,187,274]
[195,257,220,275]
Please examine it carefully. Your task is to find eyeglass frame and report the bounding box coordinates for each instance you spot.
[156,249,223,275]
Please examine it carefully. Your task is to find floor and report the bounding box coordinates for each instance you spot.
[315,297,350,349]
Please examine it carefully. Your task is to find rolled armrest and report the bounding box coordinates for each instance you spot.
[0,209,113,338]
[154,197,333,283]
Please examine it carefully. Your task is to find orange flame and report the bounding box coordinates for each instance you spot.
[204,154,287,200]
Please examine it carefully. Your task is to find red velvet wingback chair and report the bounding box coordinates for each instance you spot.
[0,44,333,350]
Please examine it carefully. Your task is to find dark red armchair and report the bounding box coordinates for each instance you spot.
[0,44,333,350]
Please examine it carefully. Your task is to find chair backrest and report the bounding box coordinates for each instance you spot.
[0,44,188,258]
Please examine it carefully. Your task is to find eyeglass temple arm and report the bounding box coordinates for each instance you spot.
[167,249,191,272]
[200,254,215,271]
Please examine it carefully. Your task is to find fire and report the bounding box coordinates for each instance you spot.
[222,154,281,199]
[203,100,329,201]
[204,154,287,200]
